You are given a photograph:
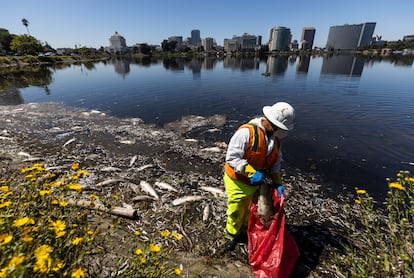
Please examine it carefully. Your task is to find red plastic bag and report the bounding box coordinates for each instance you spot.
[248,190,299,278]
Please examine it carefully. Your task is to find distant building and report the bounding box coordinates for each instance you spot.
[168,36,183,49]
[191,29,201,46]
[403,35,414,42]
[300,27,316,50]
[202,37,214,51]
[109,31,127,52]
[326,22,376,50]
[224,33,261,52]
[268,27,291,51]
[223,38,240,52]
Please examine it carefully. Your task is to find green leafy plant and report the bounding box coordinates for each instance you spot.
[332,171,414,277]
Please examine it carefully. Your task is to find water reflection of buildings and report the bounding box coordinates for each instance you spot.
[264,56,288,77]
[112,59,130,77]
[223,57,260,71]
[321,55,364,76]
[296,56,310,73]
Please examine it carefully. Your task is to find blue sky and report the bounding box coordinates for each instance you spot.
[2,0,413,49]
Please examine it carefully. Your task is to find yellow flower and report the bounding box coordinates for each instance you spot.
[139,257,146,264]
[0,234,13,246]
[0,201,12,208]
[354,199,361,204]
[22,235,34,242]
[13,216,35,227]
[356,189,367,195]
[49,220,66,238]
[59,201,68,207]
[52,259,63,272]
[71,267,86,278]
[0,186,9,192]
[149,243,161,252]
[8,256,25,268]
[89,194,98,200]
[389,182,405,191]
[51,199,59,205]
[39,190,52,196]
[134,230,141,236]
[35,244,52,258]
[77,169,89,177]
[160,230,170,237]
[71,175,79,181]
[405,177,414,184]
[71,163,80,171]
[135,248,143,255]
[68,184,82,192]
[172,232,183,241]
[72,237,83,245]
[174,268,182,275]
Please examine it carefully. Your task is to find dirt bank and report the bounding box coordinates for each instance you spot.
[0,102,352,277]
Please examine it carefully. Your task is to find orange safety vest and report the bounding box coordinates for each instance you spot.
[224,123,280,185]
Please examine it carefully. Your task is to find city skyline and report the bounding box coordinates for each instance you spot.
[2,0,413,49]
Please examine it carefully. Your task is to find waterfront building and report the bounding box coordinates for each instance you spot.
[268,27,291,51]
[168,36,183,49]
[326,22,376,50]
[300,27,316,50]
[223,38,240,52]
[223,33,261,52]
[403,35,414,42]
[202,37,214,52]
[191,29,201,46]
[109,31,127,52]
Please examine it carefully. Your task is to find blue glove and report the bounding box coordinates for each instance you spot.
[276,185,284,198]
[250,171,264,185]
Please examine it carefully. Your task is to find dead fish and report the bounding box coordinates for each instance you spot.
[200,186,226,197]
[203,203,210,222]
[139,181,159,200]
[201,147,221,153]
[154,181,178,192]
[137,164,153,171]
[120,140,135,145]
[129,155,137,167]
[101,166,122,172]
[63,137,76,148]
[95,178,123,187]
[257,183,274,225]
[17,151,31,158]
[132,195,156,202]
[170,195,205,206]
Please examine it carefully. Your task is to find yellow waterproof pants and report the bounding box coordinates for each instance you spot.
[224,173,258,237]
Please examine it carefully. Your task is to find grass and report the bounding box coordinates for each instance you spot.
[0,163,183,277]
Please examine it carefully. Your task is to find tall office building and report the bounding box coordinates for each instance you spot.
[300,27,316,50]
[326,22,376,50]
[109,31,127,52]
[268,27,291,51]
[202,37,214,51]
[191,29,201,46]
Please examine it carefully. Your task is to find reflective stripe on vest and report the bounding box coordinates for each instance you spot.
[224,123,280,185]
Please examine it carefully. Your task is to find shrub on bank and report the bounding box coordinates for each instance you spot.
[332,170,414,277]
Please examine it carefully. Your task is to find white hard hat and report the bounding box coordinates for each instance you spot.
[262,102,295,131]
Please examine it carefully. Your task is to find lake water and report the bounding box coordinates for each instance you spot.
[1,54,414,199]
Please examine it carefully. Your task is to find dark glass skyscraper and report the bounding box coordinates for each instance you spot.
[300,27,315,50]
[326,22,376,50]
[191,29,201,46]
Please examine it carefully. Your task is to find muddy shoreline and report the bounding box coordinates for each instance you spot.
[0,102,353,277]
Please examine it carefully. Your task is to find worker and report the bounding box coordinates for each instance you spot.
[222,101,295,251]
